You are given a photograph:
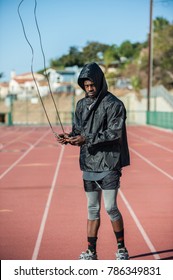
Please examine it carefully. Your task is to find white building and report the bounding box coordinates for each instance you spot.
[8,71,48,99]
[0,82,9,99]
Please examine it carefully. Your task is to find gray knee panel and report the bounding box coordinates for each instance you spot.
[86,191,101,220]
[88,204,100,220]
[105,205,121,221]
[103,189,122,221]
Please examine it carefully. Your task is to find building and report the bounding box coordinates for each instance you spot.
[8,71,47,99]
[0,82,9,99]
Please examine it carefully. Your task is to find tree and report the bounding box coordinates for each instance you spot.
[119,40,134,58]
[103,44,120,72]
[50,46,84,68]
[153,23,173,88]
[118,40,147,61]
[82,41,109,63]
[153,17,169,32]
[45,18,173,90]
[131,75,142,92]
[121,19,173,90]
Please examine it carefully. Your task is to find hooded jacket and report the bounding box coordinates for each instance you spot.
[72,62,130,172]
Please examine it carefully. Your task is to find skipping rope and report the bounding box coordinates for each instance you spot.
[17,0,65,138]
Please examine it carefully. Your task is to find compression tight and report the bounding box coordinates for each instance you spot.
[86,188,122,221]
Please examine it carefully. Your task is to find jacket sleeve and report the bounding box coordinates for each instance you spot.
[85,103,126,148]
[70,101,82,136]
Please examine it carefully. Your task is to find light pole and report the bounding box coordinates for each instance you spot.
[147,0,153,112]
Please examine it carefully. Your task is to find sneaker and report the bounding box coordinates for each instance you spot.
[79,249,98,260]
[116,248,129,260]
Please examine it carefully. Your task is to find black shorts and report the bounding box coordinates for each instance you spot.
[83,170,121,192]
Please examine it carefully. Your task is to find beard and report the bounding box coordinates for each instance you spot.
[86,96,95,105]
[86,90,98,99]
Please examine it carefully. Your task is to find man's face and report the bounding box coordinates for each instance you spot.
[84,80,97,98]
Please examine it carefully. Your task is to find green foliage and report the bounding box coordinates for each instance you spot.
[131,75,142,91]
[105,72,118,87]
[119,40,134,58]
[103,45,120,70]
[46,16,172,89]
[82,41,109,62]
[153,17,169,32]
[153,22,173,88]
[50,46,84,68]
[118,40,144,60]
[119,17,173,89]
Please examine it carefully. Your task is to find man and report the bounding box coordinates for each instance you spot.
[56,62,130,260]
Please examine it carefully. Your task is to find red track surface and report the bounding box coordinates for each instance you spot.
[0,125,173,260]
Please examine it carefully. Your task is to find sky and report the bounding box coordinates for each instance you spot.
[0,0,173,81]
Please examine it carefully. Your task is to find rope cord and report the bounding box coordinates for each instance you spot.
[17,0,65,136]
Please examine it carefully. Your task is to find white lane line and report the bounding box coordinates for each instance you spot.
[130,126,173,139]
[0,130,50,180]
[0,128,36,150]
[130,147,173,181]
[0,128,20,140]
[119,189,160,260]
[32,145,65,260]
[147,125,173,135]
[129,131,173,153]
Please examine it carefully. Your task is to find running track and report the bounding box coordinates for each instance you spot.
[0,125,173,260]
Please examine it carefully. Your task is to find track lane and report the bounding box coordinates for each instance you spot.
[121,148,173,260]
[0,127,36,150]
[0,125,172,260]
[128,128,173,178]
[129,126,173,150]
[0,131,62,259]
[32,145,65,260]
[0,129,51,179]
[36,145,161,260]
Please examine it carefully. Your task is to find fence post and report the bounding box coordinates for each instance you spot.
[7,95,13,126]
[146,111,149,125]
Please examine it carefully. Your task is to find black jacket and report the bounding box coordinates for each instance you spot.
[72,62,130,172]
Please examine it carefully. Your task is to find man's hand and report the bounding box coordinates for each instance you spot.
[54,133,70,145]
[55,133,86,146]
[68,135,86,146]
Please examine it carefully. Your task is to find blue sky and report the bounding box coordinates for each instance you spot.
[0,0,173,81]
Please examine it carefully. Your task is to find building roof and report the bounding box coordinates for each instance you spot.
[0,82,9,87]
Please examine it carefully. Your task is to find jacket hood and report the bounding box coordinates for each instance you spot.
[78,62,108,97]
